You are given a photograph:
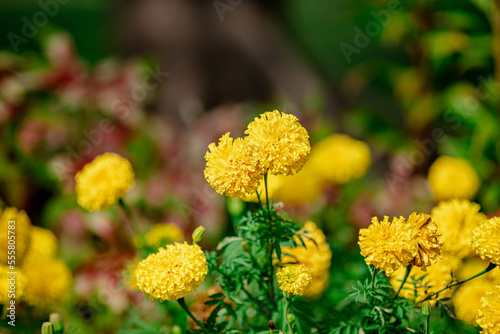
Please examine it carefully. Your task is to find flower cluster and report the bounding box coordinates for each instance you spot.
[75,152,135,211]
[135,242,207,301]
[472,217,500,266]
[477,285,500,333]
[359,212,442,275]
[205,110,311,198]
[277,264,312,297]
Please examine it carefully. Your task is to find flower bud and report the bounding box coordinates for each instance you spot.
[42,322,54,334]
[172,325,181,334]
[422,301,431,316]
[49,313,64,333]
[192,226,205,244]
[268,320,276,334]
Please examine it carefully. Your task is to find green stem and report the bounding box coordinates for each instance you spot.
[242,287,271,319]
[177,298,210,334]
[118,198,143,237]
[395,265,412,298]
[284,298,294,334]
[422,263,497,302]
[424,313,430,334]
[264,173,276,308]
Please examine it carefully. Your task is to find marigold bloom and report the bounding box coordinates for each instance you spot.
[75,153,135,211]
[477,285,500,333]
[23,258,72,309]
[309,134,370,184]
[245,110,311,176]
[0,207,31,264]
[135,242,207,301]
[277,264,312,297]
[281,221,332,298]
[428,156,480,201]
[407,212,442,270]
[472,217,500,266]
[23,226,58,264]
[273,165,323,205]
[431,199,486,258]
[389,259,453,305]
[204,133,264,199]
[454,278,497,325]
[134,223,184,249]
[0,265,26,304]
[359,216,417,276]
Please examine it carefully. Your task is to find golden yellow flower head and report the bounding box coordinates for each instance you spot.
[309,134,371,184]
[428,156,480,201]
[23,226,58,264]
[75,153,135,211]
[23,258,72,309]
[407,212,442,270]
[359,216,417,276]
[0,207,31,264]
[204,133,264,199]
[135,242,207,301]
[245,110,311,176]
[273,165,323,205]
[477,285,500,333]
[454,278,497,325]
[390,259,453,305]
[134,223,184,249]
[0,265,26,304]
[432,199,486,258]
[281,221,332,298]
[472,217,500,266]
[277,264,312,297]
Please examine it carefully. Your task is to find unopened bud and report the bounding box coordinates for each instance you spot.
[49,313,64,332]
[422,301,431,316]
[268,320,276,332]
[192,226,205,244]
[42,322,54,334]
[172,325,181,334]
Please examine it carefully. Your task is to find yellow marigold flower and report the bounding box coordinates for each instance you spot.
[359,216,417,276]
[428,156,480,201]
[309,134,370,184]
[0,265,27,304]
[204,133,264,199]
[23,226,58,264]
[75,153,135,211]
[243,174,283,203]
[454,278,497,325]
[0,207,31,264]
[277,264,312,297]
[281,221,332,298]
[472,217,500,266]
[245,110,311,176]
[407,212,442,270]
[390,259,453,305]
[135,242,207,301]
[477,285,500,333]
[23,258,72,309]
[134,223,184,249]
[431,199,486,258]
[273,164,323,205]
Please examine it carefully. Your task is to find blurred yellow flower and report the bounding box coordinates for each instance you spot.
[454,278,497,325]
[243,174,283,203]
[273,165,323,205]
[477,285,500,333]
[431,199,486,259]
[245,110,311,176]
[123,262,139,291]
[134,223,184,249]
[389,259,453,305]
[359,216,417,276]
[277,264,312,297]
[204,133,264,199]
[428,156,479,201]
[75,153,135,211]
[0,265,26,304]
[281,221,331,298]
[135,242,207,301]
[0,207,31,264]
[23,226,58,264]
[23,258,72,309]
[472,217,500,266]
[407,212,442,270]
[309,134,370,184]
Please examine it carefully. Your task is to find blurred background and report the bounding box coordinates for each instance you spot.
[0,0,498,332]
